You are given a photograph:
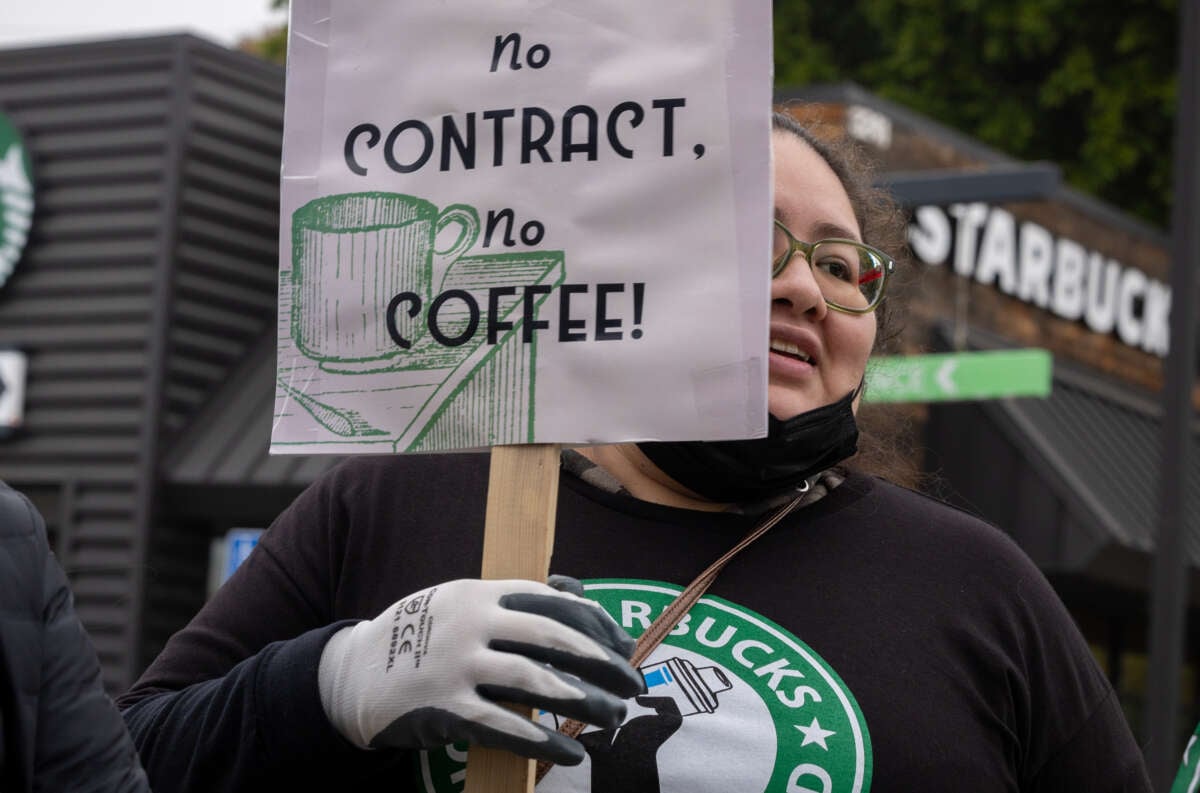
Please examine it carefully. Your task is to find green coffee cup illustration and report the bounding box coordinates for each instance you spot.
[291,192,479,371]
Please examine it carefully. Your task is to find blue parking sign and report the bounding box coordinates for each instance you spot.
[224,529,263,582]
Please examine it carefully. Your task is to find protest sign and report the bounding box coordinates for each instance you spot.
[271,0,773,455]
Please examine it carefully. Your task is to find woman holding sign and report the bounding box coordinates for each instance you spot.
[119,114,1149,792]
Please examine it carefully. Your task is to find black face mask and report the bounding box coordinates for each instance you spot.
[636,387,860,503]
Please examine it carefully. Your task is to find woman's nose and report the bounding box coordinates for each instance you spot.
[771,255,829,320]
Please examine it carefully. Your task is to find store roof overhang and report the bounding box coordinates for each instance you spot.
[877,163,1062,206]
[922,327,1200,599]
[159,331,341,522]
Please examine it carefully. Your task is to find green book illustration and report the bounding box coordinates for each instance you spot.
[274,192,565,452]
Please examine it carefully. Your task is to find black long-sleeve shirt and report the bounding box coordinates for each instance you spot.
[120,453,1150,792]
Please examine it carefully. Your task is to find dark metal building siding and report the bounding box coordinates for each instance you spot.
[164,43,284,443]
[0,35,290,691]
[0,39,179,689]
[142,40,289,677]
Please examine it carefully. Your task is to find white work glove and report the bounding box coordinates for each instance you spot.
[318,576,643,765]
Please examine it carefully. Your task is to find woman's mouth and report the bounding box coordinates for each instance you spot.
[770,338,815,365]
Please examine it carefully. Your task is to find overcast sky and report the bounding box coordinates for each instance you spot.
[1,0,287,50]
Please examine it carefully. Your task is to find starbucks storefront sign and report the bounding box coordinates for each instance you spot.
[908,203,1171,357]
[0,110,34,291]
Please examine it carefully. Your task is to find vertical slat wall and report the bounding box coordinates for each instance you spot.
[163,44,283,442]
[0,39,175,690]
[140,41,285,672]
[0,36,287,691]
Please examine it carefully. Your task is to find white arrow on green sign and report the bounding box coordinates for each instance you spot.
[865,349,1052,403]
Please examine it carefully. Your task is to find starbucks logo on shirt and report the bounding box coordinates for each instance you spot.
[418,580,873,793]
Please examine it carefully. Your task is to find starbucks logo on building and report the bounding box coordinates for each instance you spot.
[0,111,34,292]
[418,580,872,793]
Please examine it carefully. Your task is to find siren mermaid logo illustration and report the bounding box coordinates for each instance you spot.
[0,112,34,292]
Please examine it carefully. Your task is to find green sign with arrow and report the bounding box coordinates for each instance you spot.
[865,349,1052,403]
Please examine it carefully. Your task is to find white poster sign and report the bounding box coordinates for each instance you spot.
[272,0,772,454]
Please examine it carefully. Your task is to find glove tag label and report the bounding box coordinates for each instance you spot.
[387,589,435,672]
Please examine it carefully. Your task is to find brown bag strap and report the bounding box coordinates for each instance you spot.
[534,488,808,783]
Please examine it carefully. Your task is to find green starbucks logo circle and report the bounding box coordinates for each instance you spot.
[0,111,34,291]
[418,579,873,793]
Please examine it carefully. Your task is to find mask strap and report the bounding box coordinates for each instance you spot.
[850,376,866,402]
[536,489,808,782]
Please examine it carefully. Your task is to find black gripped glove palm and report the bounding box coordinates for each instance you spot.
[317,576,644,765]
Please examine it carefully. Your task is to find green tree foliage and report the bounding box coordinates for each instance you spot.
[775,0,1179,228]
[239,0,288,65]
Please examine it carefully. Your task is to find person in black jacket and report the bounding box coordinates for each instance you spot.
[0,480,150,793]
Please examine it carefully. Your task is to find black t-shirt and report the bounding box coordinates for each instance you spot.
[119,453,1150,792]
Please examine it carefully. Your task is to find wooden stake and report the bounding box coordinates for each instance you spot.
[463,443,562,793]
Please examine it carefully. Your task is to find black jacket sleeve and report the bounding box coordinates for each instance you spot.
[118,461,413,792]
[121,623,374,791]
[0,482,150,793]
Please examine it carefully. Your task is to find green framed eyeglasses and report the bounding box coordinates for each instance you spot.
[773,219,895,314]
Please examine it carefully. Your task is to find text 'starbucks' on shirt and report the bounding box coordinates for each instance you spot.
[119,453,1151,792]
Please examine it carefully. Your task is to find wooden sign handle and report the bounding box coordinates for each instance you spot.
[463,443,562,793]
